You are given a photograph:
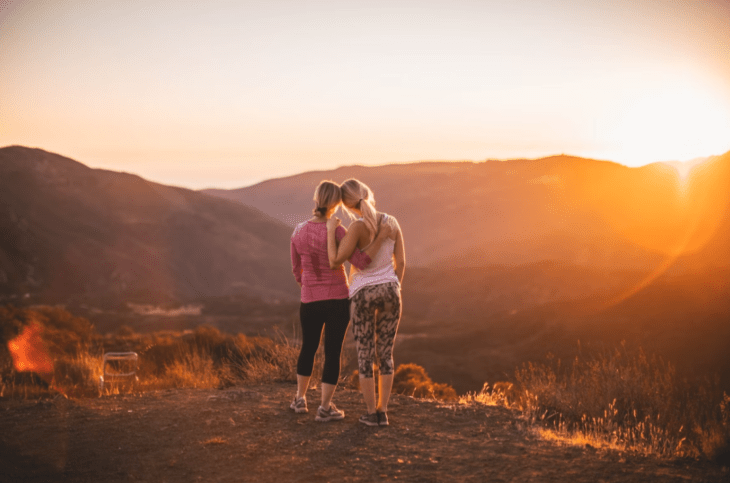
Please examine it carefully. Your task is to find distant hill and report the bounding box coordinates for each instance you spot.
[203,152,730,271]
[398,265,730,393]
[3,146,728,394]
[0,146,298,306]
[204,152,730,392]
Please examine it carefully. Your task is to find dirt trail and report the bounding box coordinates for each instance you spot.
[0,383,725,482]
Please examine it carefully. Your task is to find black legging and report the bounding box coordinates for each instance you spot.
[297,298,350,385]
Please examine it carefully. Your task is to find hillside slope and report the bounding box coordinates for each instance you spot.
[0,146,298,305]
[205,152,730,271]
[0,384,723,482]
[397,265,730,393]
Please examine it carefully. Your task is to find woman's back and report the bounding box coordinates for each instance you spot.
[349,214,399,296]
[292,220,349,302]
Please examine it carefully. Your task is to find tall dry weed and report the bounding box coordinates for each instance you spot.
[149,349,221,390]
[1,307,303,398]
[512,343,730,461]
[52,352,103,397]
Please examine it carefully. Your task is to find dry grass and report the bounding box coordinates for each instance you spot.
[496,343,730,462]
[52,352,104,396]
[231,334,299,385]
[3,305,728,464]
[143,348,221,390]
[0,306,303,398]
[1,305,457,402]
[459,382,519,408]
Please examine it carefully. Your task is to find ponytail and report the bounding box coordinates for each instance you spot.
[358,198,378,242]
[313,180,341,217]
[340,178,378,242]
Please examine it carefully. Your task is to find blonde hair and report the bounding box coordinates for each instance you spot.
[313,180,342,216]
[340,178,378,241]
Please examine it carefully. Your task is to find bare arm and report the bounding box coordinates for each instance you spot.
[393,224,405,284]
[327,218,392,269]
[327,218,369,268]
[328,218,359,268]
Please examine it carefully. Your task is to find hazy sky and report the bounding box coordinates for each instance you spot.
[1,0,729,189]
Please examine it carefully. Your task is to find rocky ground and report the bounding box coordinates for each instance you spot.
[0,383,726,482]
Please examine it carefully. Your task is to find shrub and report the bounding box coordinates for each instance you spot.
[1,306,301,398]
[392,363,457,401]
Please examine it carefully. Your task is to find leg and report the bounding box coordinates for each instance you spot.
[378,374,394,413]
[320,298,350,409]
[350,287,378,414]
[296,301,325,399]
[359,375,377,414]
[320,382,337,409]
[296,374,311,400]
[375,283,402,413]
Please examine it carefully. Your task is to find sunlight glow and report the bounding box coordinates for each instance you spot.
[1,1,728,187]
[664,157,711,196]
[601,84,730,167]
[602,155,726,309]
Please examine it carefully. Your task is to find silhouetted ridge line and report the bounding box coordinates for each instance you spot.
[0,146,298,306]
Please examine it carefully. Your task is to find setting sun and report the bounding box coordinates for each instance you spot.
[598,82,730,167]
[1,0,728,187]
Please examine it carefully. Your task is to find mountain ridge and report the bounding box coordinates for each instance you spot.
[203,151,730,270]
[0,146,299,305]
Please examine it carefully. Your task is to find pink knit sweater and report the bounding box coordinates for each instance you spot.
[290,221,372,303]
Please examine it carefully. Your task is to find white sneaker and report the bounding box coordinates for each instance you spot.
[315,403,345,422]
[290,396,308,413]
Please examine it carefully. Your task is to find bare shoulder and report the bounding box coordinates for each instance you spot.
[349,219,367,233]
[382,213,400,232]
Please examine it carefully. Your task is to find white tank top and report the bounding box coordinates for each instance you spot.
[349,214,400,297]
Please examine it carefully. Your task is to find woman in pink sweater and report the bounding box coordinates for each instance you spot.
[290,180,391,421]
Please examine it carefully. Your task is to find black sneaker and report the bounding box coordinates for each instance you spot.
[377,410,389,426]
[359,412,379,427]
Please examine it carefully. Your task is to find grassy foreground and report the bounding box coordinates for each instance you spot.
[1,305,728,463]
[463,345,730,463]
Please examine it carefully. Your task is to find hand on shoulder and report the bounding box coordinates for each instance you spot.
[383,214,400,240]
[326,216,341,231]
[378,223,395,240]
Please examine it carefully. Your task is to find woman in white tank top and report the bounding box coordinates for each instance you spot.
[326,178,405,427]
[347,213,399,296]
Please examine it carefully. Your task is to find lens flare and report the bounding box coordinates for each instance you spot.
[7,322,54,376]
[602,157,726,309]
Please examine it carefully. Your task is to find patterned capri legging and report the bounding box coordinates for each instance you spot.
[350,282,402,378]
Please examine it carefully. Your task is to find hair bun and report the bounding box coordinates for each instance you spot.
[314,206,327,216]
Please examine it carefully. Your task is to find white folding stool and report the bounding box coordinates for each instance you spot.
[99,352,139,392]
